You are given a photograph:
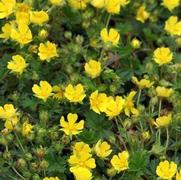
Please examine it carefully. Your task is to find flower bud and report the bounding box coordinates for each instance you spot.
[39,110,49,123]
[16,158,27,169]
[39,160,49,170]
[75,35,84,45]
[64,31,72,39]
[35,146,46,159]
[38,29,48,40]
[25,153,33,161]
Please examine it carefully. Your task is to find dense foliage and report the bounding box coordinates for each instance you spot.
[0,0,181,180]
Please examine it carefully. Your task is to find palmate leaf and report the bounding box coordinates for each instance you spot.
[128,150,149,174]
[84,111,114,140]
[45,152,66,174]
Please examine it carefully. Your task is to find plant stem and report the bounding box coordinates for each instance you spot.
[11,167,26,180]
[14,132,25,153]
[158,99,162,117]
[106,14,111,28]
[165,128,169,155]
[136,89,142,107]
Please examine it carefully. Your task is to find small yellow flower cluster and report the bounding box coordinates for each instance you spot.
[0,104,19,130]
[90,90,139,118]
[68,142,96,180]
[156,160,181,180]
[68,0,129,13]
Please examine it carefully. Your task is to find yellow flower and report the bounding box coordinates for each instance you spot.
[4,116,19,130]
[68,0,89,10]
[43,177,60,180]
[11,24,32,45]
[73,142,91,155]
[0,0,16,19]
[69,142,95,180]
[165,16,181,36]
[30,11,49,25]
[64,84,86,103]
[38,41,58,61]
[100,28,120,46]
[156,86,173,98]
[155,114,172,128]
[0,104,19,130]
[52,85,64,100]
[176,169,181,180]
[60,113,84,136]
[0,23,12,39]
[131,38,141,49]
[50,0,65,6]
[72,167,92,180]
[7,55,28,75]
[84,60,102,79]
[136,6,150,23]
[156,160,177,179]
[104,96,125,118]
[162,0,180,11]
[15,3,30,25]
[111,151,129,173]
[132,76,153,89]
[153,47,173,66]
[32,81,53,101]
[105,0,129,14]
[68,152,96,172]
[0,104,18,120]
[22,121,33,136]
[94,140,112,159]
[89,90,108,114]
[124,91,139,117]
[91,0,107,9]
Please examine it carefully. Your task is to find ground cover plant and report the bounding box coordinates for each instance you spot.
[0,0,181,179]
